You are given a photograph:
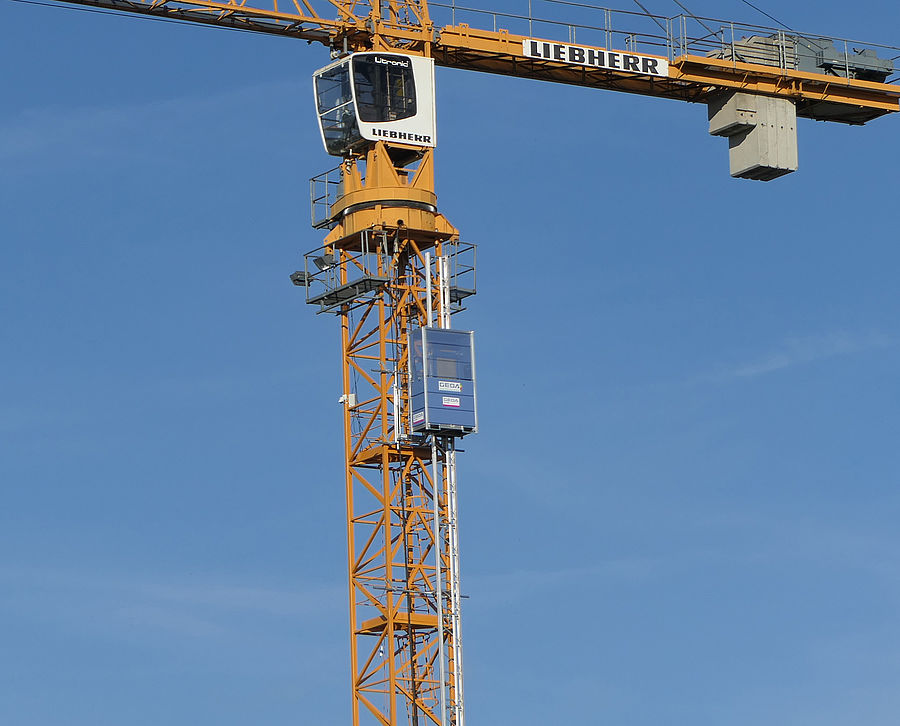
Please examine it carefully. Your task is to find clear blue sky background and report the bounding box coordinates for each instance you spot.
[2,0,899,723]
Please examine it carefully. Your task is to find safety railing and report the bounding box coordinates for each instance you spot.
[428,1,899,82]
[310,166,343,230]
[294,233,477,315]
[299,230,391,314]
[442,240,477,313]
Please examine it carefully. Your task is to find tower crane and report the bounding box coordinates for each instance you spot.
[21,0,900,724]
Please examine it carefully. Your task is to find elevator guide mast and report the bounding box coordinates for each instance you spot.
[26,0,900,723]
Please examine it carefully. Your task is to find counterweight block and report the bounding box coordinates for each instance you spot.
[708,91,799,181]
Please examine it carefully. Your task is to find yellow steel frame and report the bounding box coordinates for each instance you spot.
[44,0,900,120]
[434,28,900,121]
[331,146,462,724]
[34,0,900,724]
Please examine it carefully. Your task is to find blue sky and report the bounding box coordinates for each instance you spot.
[2,0,899,724]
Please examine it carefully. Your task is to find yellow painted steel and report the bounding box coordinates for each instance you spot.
[36,0,900,724]
[325,146,457,244]
[433,27,899,122]
[332,145,462,724]
[46,0,900,120]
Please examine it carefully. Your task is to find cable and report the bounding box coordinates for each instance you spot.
[8,0,295,38]
[670,0,715,36]
[739,0,794,31]
[631,0,666,33]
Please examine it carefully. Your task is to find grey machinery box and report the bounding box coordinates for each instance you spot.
[409,327,477,436]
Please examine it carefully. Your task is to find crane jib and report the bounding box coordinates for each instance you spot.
[523,39,669,78]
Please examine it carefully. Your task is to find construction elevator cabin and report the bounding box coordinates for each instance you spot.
[410,327,478,436]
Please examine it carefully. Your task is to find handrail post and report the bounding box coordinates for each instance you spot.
[730,21,735,68]
[666,16,673,61]
[844,40,851,82]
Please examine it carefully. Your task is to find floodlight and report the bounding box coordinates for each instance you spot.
[313,254,337,271]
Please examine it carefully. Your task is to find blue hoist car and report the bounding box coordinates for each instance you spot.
[410,327,477,437]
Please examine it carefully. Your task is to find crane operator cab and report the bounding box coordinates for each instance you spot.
[313,52,436,164]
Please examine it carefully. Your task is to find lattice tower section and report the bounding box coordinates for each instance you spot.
[338,234,462,726]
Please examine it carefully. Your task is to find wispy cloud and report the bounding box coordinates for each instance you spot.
[135,578,342,618]
[0,566,343,641]
[466,511,900,611]
[0,80,296,165]
[721,331,892,380]
[464,557,665,609]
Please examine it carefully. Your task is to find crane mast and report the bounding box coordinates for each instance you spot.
[26,0,900,723]
[298,138,474,724]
